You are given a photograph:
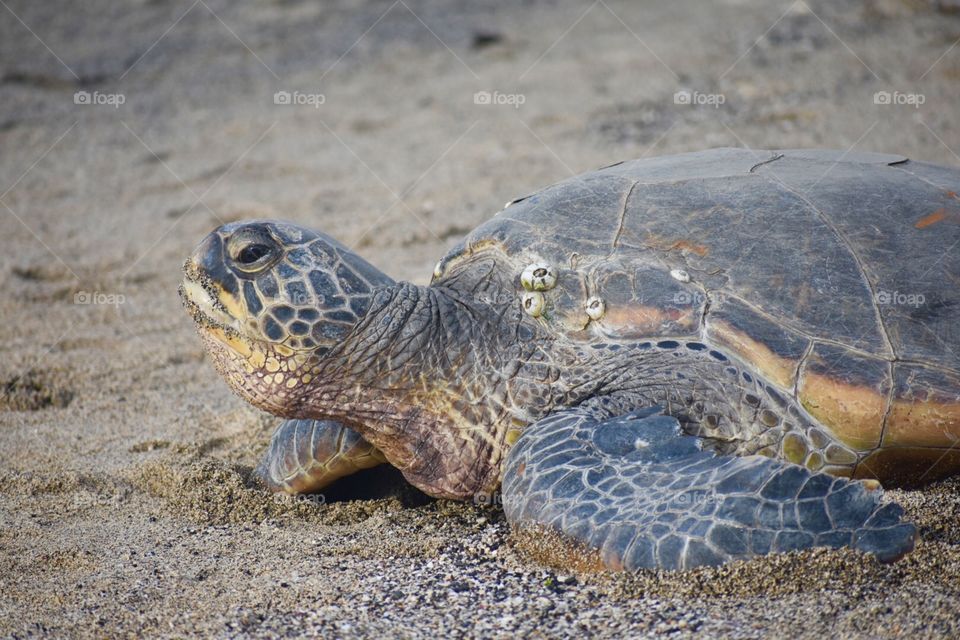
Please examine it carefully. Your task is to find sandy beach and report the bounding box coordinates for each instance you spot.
[2,0,960,637]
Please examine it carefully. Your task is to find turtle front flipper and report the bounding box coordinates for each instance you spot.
[255,419,387,494]
[501,407,916,571]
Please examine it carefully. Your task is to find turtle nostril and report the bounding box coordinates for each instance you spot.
[238,243,271,264]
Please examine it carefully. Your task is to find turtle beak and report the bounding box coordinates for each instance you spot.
[187,232,239,294]
[180,231,246,331]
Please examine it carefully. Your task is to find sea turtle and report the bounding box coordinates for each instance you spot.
[180,148,960,571]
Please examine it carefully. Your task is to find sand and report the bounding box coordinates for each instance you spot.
[2,0,960,637]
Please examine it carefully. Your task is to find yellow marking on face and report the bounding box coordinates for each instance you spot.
[215,284,247,320]
[274,373,284,384]
[249,350,266,368]
[205,325,254,359]
[301,374,313,384]
[286,377,298,389]
[265,358,280,373]
[225,335,252,358]
[275,345,294,357]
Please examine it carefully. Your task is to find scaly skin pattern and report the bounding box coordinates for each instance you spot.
[503,405,915,570]
[180,221,859,500]
[255,419,386,494]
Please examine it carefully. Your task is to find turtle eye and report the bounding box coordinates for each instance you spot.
[226,225,281,275]
[238,243,271,265]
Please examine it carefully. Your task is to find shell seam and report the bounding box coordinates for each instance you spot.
[748,152,784,173]
[714,293,957,375]
[755,172,896,360]
[792,341,815,401]
[610,180,641,252]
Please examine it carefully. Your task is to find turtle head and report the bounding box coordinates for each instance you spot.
[179,220,394,415]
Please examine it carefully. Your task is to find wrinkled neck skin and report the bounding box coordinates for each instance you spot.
[293,283,519,498]
[292,282,600,500]
[295,281,782,501]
